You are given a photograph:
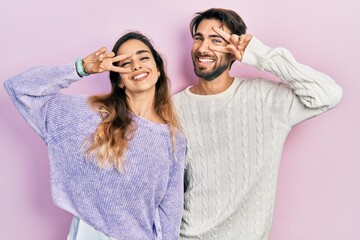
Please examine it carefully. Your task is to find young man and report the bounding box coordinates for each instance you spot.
[173,8,343,240]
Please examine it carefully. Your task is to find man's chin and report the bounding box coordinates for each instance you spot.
[194,65,228,81]
[195,72,217,81]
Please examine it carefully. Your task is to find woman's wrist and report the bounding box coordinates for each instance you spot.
[75,58,90,77]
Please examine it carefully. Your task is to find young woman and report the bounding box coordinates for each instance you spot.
[4,32,186,240]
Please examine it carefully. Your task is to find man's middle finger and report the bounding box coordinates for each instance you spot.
[212,26,231,43]
[209,45,232,54]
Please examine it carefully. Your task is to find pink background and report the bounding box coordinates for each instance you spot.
[0,0,358,239]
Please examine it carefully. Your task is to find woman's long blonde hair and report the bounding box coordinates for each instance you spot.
[86,32,179,171]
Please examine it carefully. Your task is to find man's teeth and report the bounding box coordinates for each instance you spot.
[199,58,214,63]
[134,73,147,80]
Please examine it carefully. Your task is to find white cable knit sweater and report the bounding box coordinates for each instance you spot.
[173,37,343,240]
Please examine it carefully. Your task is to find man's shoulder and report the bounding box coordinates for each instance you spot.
[173,88,189,101]
[236,77,280,89]
[173,87,188,96]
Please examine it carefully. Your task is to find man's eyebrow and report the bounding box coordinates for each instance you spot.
[209,34,223,39]
[135,50,150,55]
[194,33,224,40]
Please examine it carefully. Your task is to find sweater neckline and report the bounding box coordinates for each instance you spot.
[131,113,169,128]
[184,77,240,100]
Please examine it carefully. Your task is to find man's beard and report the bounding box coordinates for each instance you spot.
[193,55,231,81]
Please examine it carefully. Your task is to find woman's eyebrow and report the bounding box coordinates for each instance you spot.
[135,50,150,55]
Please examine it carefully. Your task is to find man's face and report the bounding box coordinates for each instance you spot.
[191,19,233,81]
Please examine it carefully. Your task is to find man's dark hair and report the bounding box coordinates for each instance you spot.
[190,8,247,38]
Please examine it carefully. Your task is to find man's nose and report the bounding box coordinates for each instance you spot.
[197,40,210,53]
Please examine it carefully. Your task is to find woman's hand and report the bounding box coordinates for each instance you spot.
[210,27,253,61]
[82,47,133,74]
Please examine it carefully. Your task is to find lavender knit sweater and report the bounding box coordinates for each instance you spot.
[4,64,186,240]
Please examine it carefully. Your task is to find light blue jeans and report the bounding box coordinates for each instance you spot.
[67,216,117,240]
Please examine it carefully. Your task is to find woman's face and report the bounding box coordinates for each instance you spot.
[117,39,160,97]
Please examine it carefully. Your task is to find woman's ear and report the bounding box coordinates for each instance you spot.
[118,81,125,89]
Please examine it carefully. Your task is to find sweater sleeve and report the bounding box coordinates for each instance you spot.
[158,136,186,240]
[3,63,82,141]
[241,37,343,127]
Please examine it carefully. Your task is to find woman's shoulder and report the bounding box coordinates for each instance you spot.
[48,94,91,115]
[46,94,99,139]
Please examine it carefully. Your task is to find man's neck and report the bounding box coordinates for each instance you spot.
[190,74,234,95]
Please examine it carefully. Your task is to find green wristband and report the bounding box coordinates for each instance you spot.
[76,58,90,77]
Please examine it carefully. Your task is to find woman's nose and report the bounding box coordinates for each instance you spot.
[132,63,142,71]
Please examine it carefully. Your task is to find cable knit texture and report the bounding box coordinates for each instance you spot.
[4,64,186,240]
[173,37,342,240]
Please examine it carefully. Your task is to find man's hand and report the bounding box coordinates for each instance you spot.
[82,47,133,74]
[210,27,253,61]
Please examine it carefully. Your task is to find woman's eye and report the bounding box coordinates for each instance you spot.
[140,56,149,61]
[121,62,131,67]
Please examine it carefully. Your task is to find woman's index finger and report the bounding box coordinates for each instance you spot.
[112,53,134,62]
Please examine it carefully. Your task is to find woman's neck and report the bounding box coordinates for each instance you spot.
[127,91,165,124]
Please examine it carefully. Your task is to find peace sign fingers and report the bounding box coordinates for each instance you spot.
[99,53,134,74]
[212,26,232,43]
[208,45,233,55]
[212,27,253,61]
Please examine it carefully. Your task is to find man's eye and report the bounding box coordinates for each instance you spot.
[194,37,203,41]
